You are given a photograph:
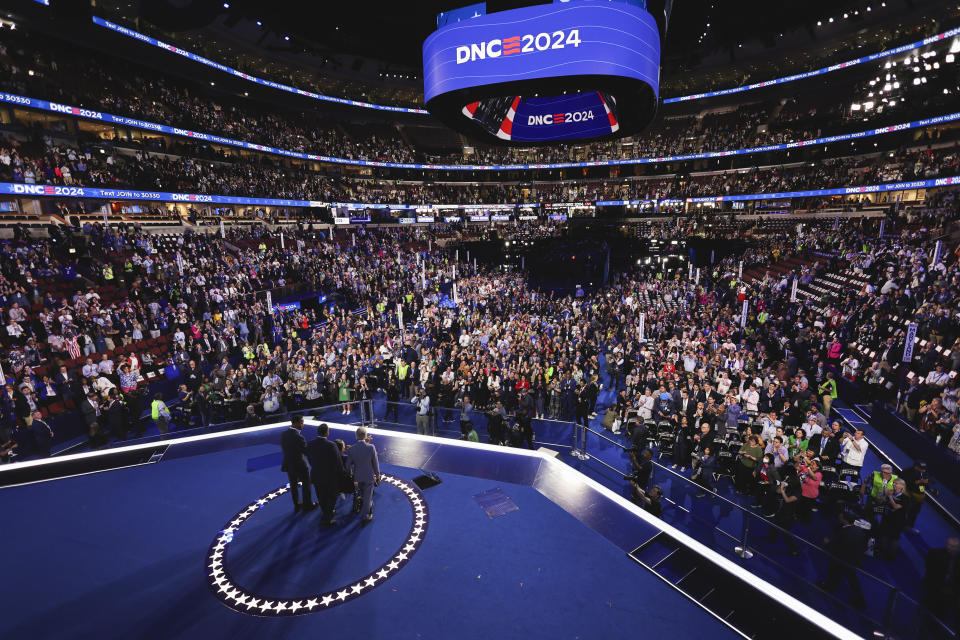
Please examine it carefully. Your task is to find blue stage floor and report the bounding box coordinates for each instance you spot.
[0,441,738,640]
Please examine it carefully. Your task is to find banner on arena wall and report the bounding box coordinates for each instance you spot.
[2,174,960,211]
[903,323,918,362]
[3,91,957,172]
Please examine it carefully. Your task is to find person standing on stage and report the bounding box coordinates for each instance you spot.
[280,413,315,513]
[306,422,345,526]
[346,426,380,525]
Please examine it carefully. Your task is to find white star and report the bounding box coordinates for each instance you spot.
[257,499,267,506]
[350,583,364,595]
[289,601,302,613]
[404,544,415,552]
[225,588,240,600]
[320,595,334,607]
[230,519,243,528]
[211,568,224,578]
[410,535,420,543]
[246,598,260,610]
[305,598,319,610]
[413,527,423,535]
[364,577,377,587]
[214,543,226,552]
[377,569,389,579]
[396,552,408,561]
[387,561,399,570]
[235,594,249,606]
[259,600,274,612]
[217,582,231,593]
[336,590,350,601]
[274,601,287,613]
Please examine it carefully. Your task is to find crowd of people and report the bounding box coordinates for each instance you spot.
[1,129,957,209]
[0,25,956,171]
[0,189,957,622]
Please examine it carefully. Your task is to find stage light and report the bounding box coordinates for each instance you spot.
[223,2,230,8]
[946,54,956,63]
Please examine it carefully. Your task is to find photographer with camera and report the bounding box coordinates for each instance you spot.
[631,483,663,518]
[485,400,508,446]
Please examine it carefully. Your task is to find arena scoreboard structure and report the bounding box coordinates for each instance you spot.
[423,0,669,145]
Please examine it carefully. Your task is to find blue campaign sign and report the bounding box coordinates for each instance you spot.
[437,3,486,28]
[423,2,659,103]
[508,93,616,142]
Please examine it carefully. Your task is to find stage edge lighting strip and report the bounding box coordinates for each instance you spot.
[0,420,861,640]
[1,91,956,171]
[91,15,959,110]
[90,17,430,115]
[0,176,956,210]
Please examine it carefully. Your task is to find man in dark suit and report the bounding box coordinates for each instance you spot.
[817,509,868,610]
[346,426,380,525]
[678,390,696,423]
[306,422,344,526]
[923,537,960,629]
[105,389,129,441]
[30,410,54,458]
[80,392,102,445]
[280,413,314,513]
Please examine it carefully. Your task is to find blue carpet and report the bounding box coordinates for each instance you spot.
[0,442,737,640]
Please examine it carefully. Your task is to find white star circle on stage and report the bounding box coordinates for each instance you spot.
[205,475,429,617]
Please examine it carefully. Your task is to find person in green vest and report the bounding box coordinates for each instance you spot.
[242,345,255,360]
[818,371,838,416]
[757,309,770,325]
[151,393,170,434]
[102,263,114,284]
[463,422,479,442]
[397,361,410,397]
[861,463,898,512]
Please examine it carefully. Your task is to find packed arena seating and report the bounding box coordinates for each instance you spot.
[1,130,958,205]
[2,26,958,169]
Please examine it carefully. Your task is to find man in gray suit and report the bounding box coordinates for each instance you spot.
[346,426,380,525]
